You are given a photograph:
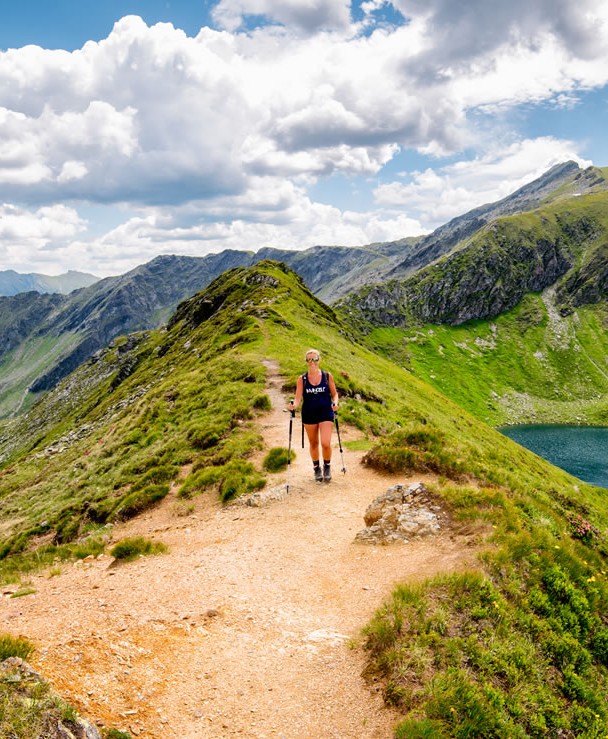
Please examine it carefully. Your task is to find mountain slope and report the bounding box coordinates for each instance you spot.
[1,261,608,736]
[0,244,411,418]
[338,189,608,330]
[366,296,608,426]
[384,161,608,281]
[337,189,608,426]
[0,259,595,549]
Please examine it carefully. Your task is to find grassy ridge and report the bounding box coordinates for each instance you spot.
[0,261,607,736]
[250,265,608,736]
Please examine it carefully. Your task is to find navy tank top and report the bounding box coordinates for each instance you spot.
[301,370,334,424]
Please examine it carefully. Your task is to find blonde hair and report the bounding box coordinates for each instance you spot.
[305,348,320,359]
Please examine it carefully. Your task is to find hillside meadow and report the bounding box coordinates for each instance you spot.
[366,296,608,427]
[0,261,607,737]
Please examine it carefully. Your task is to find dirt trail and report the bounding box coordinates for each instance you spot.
[2,363,479,738]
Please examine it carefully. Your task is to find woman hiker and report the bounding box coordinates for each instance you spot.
[288,348,339,482]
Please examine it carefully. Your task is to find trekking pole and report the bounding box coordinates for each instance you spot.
[334,414,346,474]
[286,402,296,492]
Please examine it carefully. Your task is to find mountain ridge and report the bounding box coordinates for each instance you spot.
[0,269,99,296]
[1,161,606,419]
[338,188,608,329]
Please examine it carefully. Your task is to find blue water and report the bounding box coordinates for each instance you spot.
[500,425,608,489]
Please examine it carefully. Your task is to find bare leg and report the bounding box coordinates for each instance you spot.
[304,423,320,461]
[319,421,333,462]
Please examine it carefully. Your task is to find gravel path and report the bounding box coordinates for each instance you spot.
[2,363,478,738]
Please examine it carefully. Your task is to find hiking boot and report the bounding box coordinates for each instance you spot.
[314,465,323,482]
[323,463,332,482]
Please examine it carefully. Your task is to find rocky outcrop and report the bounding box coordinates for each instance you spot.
[355,482,446,544]
[557,243,608,309]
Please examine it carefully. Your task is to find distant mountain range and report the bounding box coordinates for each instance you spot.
[0,269,99,296]
[0,160,606,419]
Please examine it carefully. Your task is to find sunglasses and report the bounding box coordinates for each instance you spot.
[306,357,320,363]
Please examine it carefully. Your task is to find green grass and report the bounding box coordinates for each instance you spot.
[367,298,608,426]
[10,586,36,598]
[263,447,293,472]
[0,648,128,739]
[341,191,608,428]
[0,535,107,585]
[0,333,81,419]
[0,633,35,661]
[362,475,608,737]
[110,536,168,562]
[0,320,270,572]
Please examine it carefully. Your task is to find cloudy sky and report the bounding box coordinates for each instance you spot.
[0,0,607,277]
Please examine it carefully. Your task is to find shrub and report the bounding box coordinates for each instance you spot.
[253,393,272,410]
[590,627,608,666]
[110,537,167,562]
[263,447,294,472]
[112,483,170,520]
[0,633,35,661]
[566,513,602,544]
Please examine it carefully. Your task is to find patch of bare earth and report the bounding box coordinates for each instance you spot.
[2,362,481,738]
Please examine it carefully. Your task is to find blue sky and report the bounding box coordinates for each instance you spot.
[0,1,215,50]
[0,0,607,276]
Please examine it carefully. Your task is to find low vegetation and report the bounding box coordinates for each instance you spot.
[339,191,608,428]
[263,446,293,472]
[367,298,608,427]
[363,474,608,736]
[110,536,168,562]
[0,634,128,739]
[0,633,35,662]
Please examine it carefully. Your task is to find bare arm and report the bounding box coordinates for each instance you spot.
[327,372,339,409]
[288,375,304,411]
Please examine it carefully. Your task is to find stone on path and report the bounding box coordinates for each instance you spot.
[355,482,446,544]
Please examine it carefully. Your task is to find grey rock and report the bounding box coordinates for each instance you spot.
[356,482,445,544]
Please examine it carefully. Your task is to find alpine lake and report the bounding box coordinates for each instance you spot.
[500,425,608,489]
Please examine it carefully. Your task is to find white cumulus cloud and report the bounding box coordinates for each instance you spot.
[0,2,606,274]
[374,138,593,226]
